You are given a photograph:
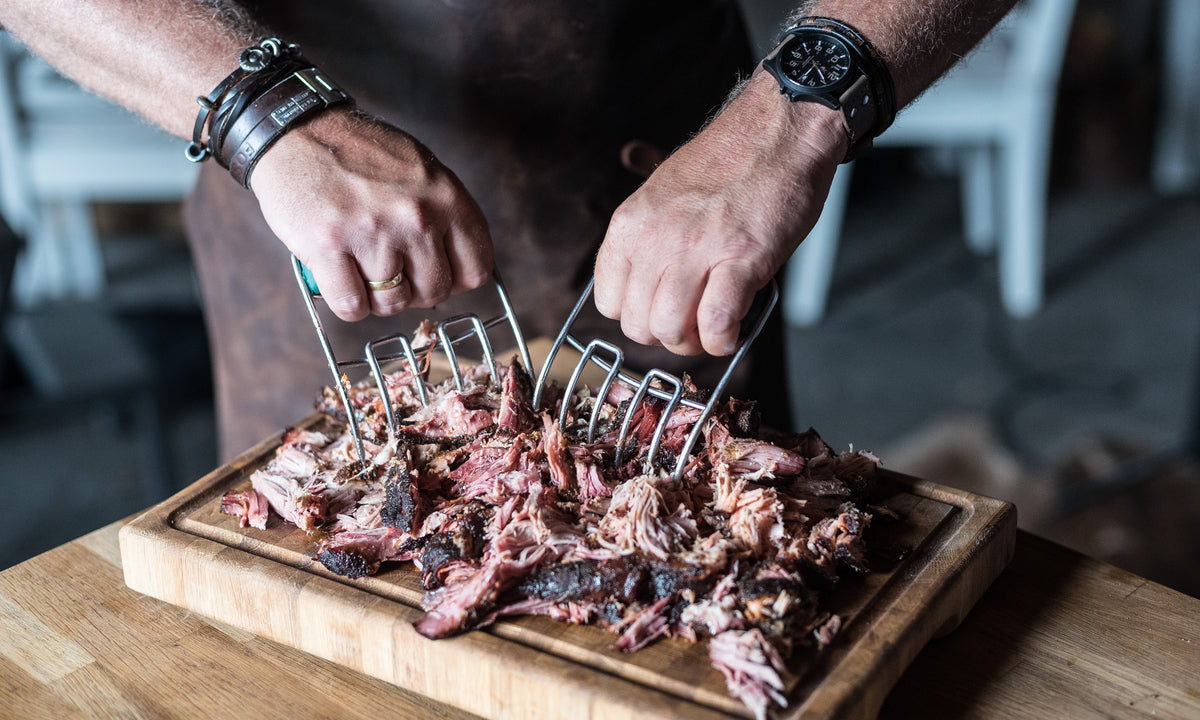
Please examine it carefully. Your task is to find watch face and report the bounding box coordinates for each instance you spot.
[781,34,852,90]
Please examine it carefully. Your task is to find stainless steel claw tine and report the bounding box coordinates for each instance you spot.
[436,314,496,391]
[291,254,367,465]
[615,369,683,469]
[366,333,429,436]
[491,268,533,375]
[534,277,595,412]
[292,255,532,465]
[668,280,781,480]
[558,339,623,443]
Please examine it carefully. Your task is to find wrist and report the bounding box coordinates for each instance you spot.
[247,105,358,190]
[743,69,847,171]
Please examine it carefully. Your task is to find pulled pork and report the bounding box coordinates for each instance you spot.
[222,357,882,719]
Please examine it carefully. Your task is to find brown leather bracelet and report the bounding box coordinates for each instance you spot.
[209,59,307,163]
[186,37,300,163]
[224,68,352,188]
[215,71,302,168]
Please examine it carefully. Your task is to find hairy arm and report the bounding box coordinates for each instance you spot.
[1,1,255,139]
[0,0,493,320]
[593,0,1018,356]
[788,0,1017,107]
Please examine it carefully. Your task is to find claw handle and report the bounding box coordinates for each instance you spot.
[298,261,320,295]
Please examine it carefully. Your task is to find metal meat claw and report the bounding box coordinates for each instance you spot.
[533,277,778,481]
[291,253,531,465]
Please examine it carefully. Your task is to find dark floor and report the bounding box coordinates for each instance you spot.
[1,159,1198,600]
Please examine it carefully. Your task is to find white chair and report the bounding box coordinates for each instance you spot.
[0,31,197,306]
[784,0,1078,326]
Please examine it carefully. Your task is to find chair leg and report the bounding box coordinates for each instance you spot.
[960,144,998,255]
[11,200,104,306]
[1153,0,1200,194]
[55,200,105,299]
[784,163,855,327]
[998,114,1050,318]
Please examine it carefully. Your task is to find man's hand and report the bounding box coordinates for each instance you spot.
[250,108,494,321]
[594,71,846,356]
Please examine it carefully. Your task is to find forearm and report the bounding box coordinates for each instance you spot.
[0,0,267,138]
[789,0,1019,108]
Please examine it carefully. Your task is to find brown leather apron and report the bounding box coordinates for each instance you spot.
[184,1,789,460]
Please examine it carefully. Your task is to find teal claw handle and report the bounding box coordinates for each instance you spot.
[298,261,320,295]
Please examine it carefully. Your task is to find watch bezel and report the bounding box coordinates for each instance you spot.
[763,28,862,107]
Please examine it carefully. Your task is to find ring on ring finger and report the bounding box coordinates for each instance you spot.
[366,271,405,292]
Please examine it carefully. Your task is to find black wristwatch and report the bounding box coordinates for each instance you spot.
[762,17,896,162]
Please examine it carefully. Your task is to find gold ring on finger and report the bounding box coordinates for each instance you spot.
[366,271,406,292]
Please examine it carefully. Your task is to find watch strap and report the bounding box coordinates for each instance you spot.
[768,17,897,162]
[796,16,897,138]
[837,73,877,160]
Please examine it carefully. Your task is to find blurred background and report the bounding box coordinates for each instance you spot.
[1,0,1197,598]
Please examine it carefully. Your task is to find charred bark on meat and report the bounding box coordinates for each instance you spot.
[419,503,488,589]
[381,461,420,531]
[512,556,645,606]
[317,548,372,579]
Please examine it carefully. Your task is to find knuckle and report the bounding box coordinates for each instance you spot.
[397,197,436,235]
[649,317,687,347]
[308,231,346,259]
[330,296,369,322]
[592,292,617,319]
[459,266,491,291]
[697,304,739,332]
[591,277,622,319]
[620,320,653,347]
[665,340,703,357]
[375,300,409,316]
[606,201,648,242]
[410,281,451,309]
[429,267,453,299]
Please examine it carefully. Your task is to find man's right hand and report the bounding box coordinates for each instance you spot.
[249,107,495,321]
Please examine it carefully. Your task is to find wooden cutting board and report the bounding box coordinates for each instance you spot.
[120,415,1016,720]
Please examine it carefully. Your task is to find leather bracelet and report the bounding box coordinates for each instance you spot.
[184,38,353,189]
[224,67,352,188]
[185,38,299,163]
[211,62,305,166]
[208,58,307,163]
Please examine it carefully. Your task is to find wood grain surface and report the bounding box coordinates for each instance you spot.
[117,422,1016,720]
[4,521,1199,718]
[5,338,1199,718]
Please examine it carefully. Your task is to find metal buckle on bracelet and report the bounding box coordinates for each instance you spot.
[294,68,346,106]
[238,37,291,72]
